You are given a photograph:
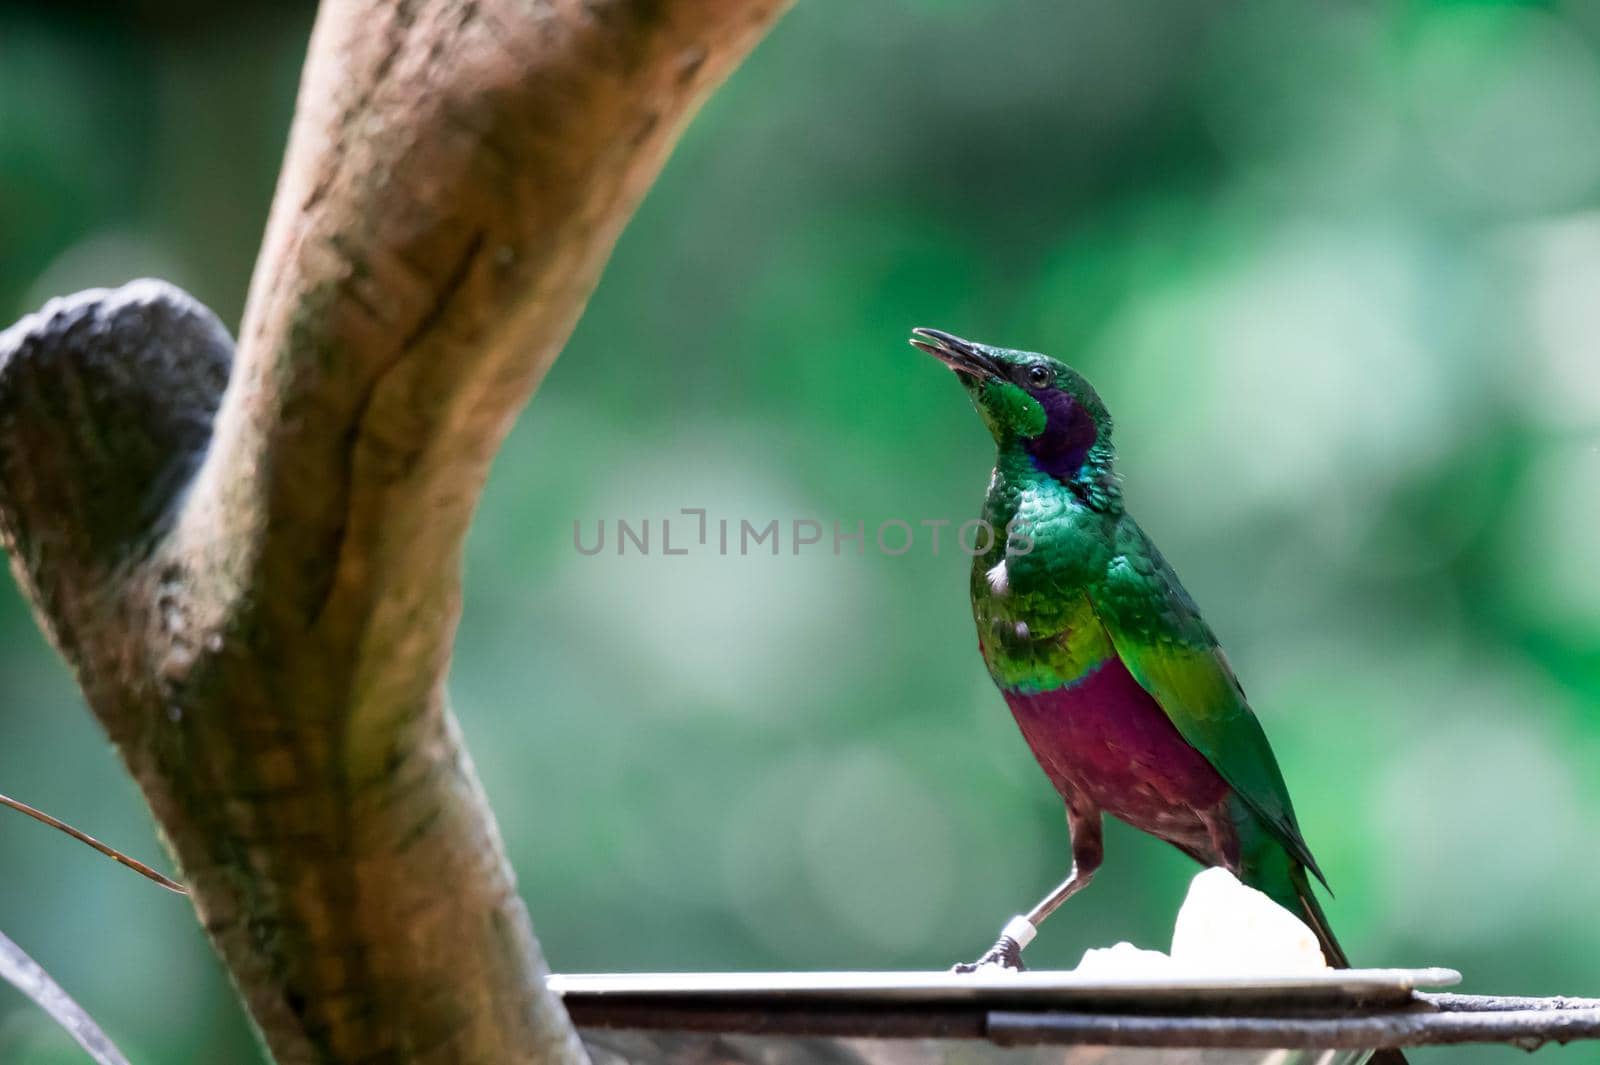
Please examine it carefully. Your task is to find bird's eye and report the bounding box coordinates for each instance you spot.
[1026,365,1052,388]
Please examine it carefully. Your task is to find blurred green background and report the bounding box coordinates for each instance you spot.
[2,0,1598,1061]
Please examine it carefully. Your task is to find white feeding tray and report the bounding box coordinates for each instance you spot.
[549,967,1460,1011]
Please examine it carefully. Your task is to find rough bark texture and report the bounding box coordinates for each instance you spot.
[0,1,788,1062]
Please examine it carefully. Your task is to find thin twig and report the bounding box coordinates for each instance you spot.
[0,791,186,894]
[0,926,133,1064]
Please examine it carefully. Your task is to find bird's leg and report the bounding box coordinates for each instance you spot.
[951,865,1093,973]
[953,807,1103,973]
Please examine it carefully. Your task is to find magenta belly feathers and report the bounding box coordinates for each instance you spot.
[1004,658,1235,862]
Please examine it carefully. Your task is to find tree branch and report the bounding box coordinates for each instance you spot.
[0,1,789,1062]
[987,997,1600,1052]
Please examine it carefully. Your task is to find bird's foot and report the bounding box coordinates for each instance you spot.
[950,916,1037,973]
[950,934,1026,973]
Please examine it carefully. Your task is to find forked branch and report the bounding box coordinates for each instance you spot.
[0,1,789,1062]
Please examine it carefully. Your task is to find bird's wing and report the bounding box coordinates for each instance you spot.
[1087,517,1328,889]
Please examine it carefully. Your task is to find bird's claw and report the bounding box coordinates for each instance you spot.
[950,934,1026,974]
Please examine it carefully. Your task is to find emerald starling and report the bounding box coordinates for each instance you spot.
[911,327,1360,977]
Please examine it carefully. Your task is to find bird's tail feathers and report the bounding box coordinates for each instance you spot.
[1291,868,1409,1065]
[1290,865,1349,969]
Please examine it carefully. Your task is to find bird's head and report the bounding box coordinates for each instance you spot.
[911,327,1112,482]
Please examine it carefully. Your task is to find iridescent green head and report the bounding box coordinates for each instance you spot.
[910,327,1112,482]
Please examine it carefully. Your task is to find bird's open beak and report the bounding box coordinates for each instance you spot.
[909,327,1003,381]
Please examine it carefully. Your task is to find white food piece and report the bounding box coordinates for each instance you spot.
[1067,868,1330,978]
[1073,941,1177,977]
[1168,867,1330,974]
